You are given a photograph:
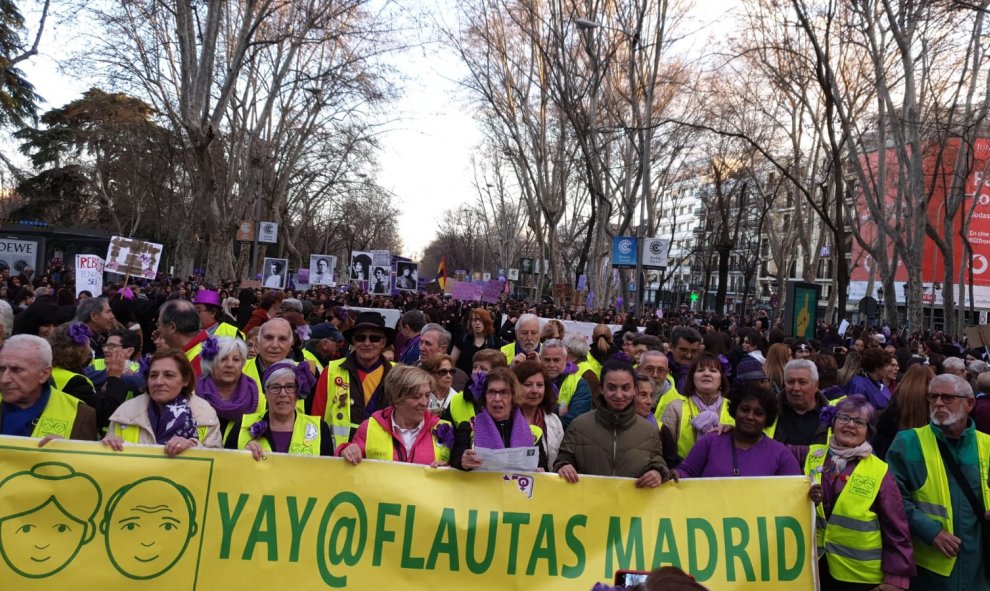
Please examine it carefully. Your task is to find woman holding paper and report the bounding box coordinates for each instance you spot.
[451,366,548,472]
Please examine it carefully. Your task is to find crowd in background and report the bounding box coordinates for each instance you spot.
[0,267,988,591]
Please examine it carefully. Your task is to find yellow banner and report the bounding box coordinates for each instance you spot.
[0,436,816,590]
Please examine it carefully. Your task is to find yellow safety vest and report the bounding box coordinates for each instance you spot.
[910,425,990,576]
[320,358,358,443]
[718,401,778,438]
[500,342,516,364]
[447,391,477,427]
[654,377,682,420]
[90,359,141,373]
[675,397,706,458]
[236,412,324,455]
[114,398,209,444]
[26,388,82,439]
[805,445,886,584]
[50,367,94,393]
[583,356,602,379]
[185,342,203,364]
[302,348,325,373]
[210,322,244,340]
[365,418,453,463]
[557,373,580,406]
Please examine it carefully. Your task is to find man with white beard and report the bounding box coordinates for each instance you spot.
[887,373,990,590]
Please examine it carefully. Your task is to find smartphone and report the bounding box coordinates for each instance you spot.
[614,569,650,586]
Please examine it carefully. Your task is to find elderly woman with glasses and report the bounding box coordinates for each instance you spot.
[451,366,548,472]
[225,360,328,460]
[797,396,914,591]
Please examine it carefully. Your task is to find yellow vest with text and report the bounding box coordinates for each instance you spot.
[236,412,323,456]
[365,418,452,463]
[718,401,778,438]
[805,445,886,584]
[447,391,477,427]
[26,388,82,439]
[50,367,94,393]
[909,425,990,576]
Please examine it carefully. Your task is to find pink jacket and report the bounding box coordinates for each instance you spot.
[345,407,443,465]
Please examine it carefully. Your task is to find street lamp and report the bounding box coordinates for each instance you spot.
[573,16,651,318]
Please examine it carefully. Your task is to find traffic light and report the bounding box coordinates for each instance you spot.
[690,292,699,303]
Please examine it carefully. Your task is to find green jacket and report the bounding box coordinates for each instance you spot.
[887,420,990,588]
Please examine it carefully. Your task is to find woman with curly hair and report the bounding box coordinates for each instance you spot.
[451,307,498,376]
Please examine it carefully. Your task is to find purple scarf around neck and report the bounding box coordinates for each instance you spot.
[195,374,259,422]
[148,395,198,444]
[473,408,534,449]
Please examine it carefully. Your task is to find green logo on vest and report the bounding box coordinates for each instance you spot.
[37,418,69,437]
[847,474,877,498]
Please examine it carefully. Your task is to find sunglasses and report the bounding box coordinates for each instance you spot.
[353,334,384,343]
[434,369,456,377]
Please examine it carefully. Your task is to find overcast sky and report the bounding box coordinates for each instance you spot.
[13,0,734,261]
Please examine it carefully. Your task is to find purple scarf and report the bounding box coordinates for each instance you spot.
[473,408,534,449]
[148,395,198,444]
[195,374,259,422]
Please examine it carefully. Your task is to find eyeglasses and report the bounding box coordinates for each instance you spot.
[104,343,122,350]
[486,389,511,399]
[267,384,298,395]
[434,369,455,377]
[927,393,969,404]
[353,334,384,343]
[835,414,868,428]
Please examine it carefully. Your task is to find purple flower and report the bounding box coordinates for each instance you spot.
[67,322,91,346]
[433,423,455,448]
[120,286,135,300]
[138,354,152,377]
[296,324,311,342]
[249,420,268,439]
[819,404,838,425]
[201,336,220,361]
[468,370,487,402]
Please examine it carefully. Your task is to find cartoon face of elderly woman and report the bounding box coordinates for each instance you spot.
[0,462,102,578]
[100,477,198,580]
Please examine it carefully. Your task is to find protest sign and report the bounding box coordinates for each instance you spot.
[0,437,815,591]
[74,254,104,298]
[104,236,163,280]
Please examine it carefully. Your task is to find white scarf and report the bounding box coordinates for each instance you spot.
[827,439,874,474]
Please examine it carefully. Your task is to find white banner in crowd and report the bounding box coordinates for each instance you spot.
[0,237,39,273]
[74,254,104,298]
[500,315,638,343]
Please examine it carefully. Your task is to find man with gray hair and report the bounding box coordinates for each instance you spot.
[500,313,541,365]
[0,335,98,440]
[157,299,208,377]
[942,356,966,378]
[0,299,12,348]
[541,339,591,428]
[888,373,990,589]
[563,335,601,400]
[775,359,830,445]
[419,323,467,391]
[75,295,116,360]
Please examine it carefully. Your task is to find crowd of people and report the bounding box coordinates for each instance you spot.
[0,270,988,590]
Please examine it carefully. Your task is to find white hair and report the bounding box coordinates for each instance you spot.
[264,367,297,390]
[4,334,52,368]
[930,373,973,398]
[541,339,566,354]
[563,335,589,358]
[943,357,965,372]
[200,337,248,377]
[515,313,539,332]
[0,299,12,339]
[784,359,819,383]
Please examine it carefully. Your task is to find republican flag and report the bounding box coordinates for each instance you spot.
[437,256,447,290]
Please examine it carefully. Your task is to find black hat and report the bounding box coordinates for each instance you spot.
[342,311,395,346]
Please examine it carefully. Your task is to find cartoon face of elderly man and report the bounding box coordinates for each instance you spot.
[100,476,198,580]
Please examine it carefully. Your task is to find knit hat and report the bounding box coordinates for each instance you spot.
[735,356,767,383]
